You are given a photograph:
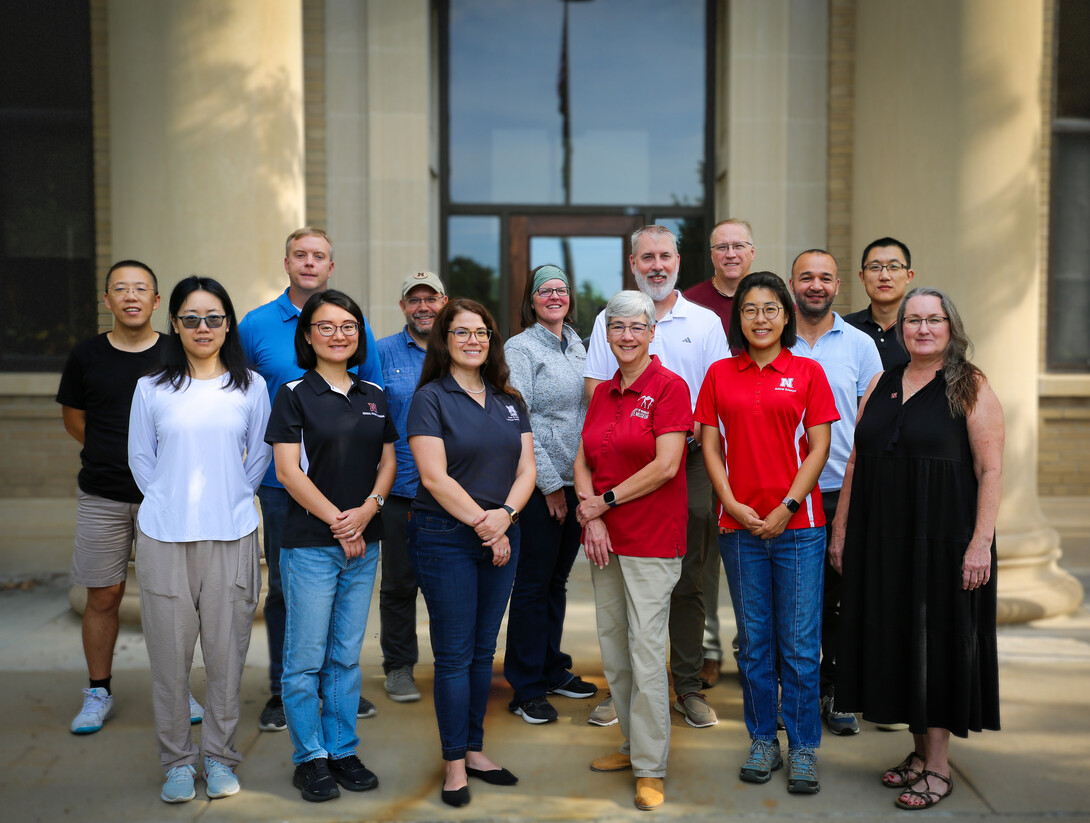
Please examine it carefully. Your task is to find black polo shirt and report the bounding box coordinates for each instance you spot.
[266,370,398,548]
[842,306,909,370]
[406,373,531,514]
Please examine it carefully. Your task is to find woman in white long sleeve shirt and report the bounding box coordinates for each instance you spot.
[128,276,271,805]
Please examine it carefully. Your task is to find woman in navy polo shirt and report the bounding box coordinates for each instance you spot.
[694,271,837,795]
[407,297,536,808]
[265,290,397,803]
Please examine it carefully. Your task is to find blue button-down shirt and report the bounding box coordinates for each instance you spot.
[376,326,426,497]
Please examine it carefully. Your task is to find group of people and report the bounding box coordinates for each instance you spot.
[57,221,1003,813]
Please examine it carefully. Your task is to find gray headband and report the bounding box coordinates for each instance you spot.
[532,265,569,294]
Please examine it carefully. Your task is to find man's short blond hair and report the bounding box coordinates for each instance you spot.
[710,218,754,245]
[284,227,333,260]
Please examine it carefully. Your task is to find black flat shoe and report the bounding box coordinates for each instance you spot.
[441,785,470,807]
[466,766,519,786]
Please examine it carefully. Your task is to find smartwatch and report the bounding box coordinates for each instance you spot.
[603,490,618,508]
[781,497,800,514]
[502,504,519,524]
[367,493,384,510]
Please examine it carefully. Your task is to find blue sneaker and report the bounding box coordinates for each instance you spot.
[70,687,113,734]
[203,757,240,799]
[821,693,859,735]
[161,764,196,803]
[188,692,204,725]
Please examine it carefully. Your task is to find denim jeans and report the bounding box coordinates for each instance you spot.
[720,525,825,749]
[409,510,519,761]
[281,542,379,765]
[503,487,580,703]
[256,485,289,695]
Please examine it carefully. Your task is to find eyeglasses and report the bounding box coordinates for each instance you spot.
[310,322,359,337]
[404,295,444,308]
[711,242,753,254]
[740,304,783,320]
[606,322,651,337]
[110,285,153,296]
[903,315,948,328]
[863,262,908,273]
[535,286,570,298]
[175,314,226,329]
[449,328,492,342]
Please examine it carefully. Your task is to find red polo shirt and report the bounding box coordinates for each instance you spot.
[694,348,838,530]
[581,356,692,557]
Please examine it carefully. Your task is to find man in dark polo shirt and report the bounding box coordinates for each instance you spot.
[843,237,915,370]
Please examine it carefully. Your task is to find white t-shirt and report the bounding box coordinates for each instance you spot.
[583,291,730,410]
[128,371,272,542]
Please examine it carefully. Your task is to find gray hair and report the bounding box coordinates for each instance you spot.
[630,225,678,256]
[604,290,656,328]
[710,218,754,245]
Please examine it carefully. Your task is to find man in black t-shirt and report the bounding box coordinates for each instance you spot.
[56,260,176,735]
[843,237,915,370]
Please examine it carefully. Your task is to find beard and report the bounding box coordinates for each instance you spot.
[635,269,678,303]
[408,315,435,338]
[795,295,834,321]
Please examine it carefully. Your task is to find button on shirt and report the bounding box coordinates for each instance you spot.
[843,306,909,370]
[377,326,427,498]
[581,356,692,558]
[265,370,398,548]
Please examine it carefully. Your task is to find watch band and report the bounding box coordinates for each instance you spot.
[367,493,384,510]
[603,489,618,507]
[781,497,800,514]
[502,504,519,523]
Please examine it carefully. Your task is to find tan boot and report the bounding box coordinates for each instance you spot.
[589,752,632,772]
[635,777,665,810]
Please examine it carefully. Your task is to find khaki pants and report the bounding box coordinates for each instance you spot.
[592,554,681,778]
[135,528,260,773]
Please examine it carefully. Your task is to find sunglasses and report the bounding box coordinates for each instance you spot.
[175,314,227,329]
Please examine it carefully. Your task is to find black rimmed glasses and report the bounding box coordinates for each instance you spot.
[863,262,908,273]
[310,322,360,337]
[405,295,444,308]
[449,328,493,342]
[902,316,948,329]
[535,286,570,298]
[175,314,227,329]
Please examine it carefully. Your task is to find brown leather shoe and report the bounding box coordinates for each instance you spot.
[700,657,721,689]
[590,753,632,772]
[635,777,665,810]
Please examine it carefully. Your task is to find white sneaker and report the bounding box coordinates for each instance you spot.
[203,757,240,799]
[70,687,113,734]
[188,692,204,725]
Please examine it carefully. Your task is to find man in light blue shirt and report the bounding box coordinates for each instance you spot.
[375,271,447,703]
[238,227,383,731]
[789,249,882,737]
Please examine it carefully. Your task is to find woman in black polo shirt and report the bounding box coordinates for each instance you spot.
[265,290,397,803]
[407,297,536,808]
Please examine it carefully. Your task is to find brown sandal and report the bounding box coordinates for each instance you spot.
[894,770,952,810]
[881,750,924,788]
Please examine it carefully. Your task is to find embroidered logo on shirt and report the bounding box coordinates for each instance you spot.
[632,394,655,419]
[775,377,796,392]
[682,336,692,343]
[503,403,520,422]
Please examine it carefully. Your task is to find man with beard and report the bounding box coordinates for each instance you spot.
[788,249,881,737]
[239,227,384,731]
[584,225,729,731]
[375,271,447,703]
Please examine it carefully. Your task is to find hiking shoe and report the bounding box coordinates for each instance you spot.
[510,695,559,724]
[161,764,196,803]
[259,694,286,732]
[548,674,598,699]
[70,687,113,734]
[188,692,203,725]
[329,754,379,791]
[673,691,718,727]
[588,695,618,726]
[357,695,377,719]
[384,667,421,703]
[203,757,240,798]
[787,747,820,793]
[740,739,783,784]
[821,693,859,735]
[294,758,340,802]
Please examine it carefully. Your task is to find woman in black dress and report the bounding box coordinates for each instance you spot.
[829,287,1004,811]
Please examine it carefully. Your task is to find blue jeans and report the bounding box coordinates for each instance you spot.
[503,487,580,703]
[281,543,379,764]
[409,510,519,761]
[256,485,289,695]
[720,526,825,749]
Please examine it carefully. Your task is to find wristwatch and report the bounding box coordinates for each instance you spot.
[602,489,618,508]
[781,497,800,514]
[502,504,519,523]
[367,493,384,510]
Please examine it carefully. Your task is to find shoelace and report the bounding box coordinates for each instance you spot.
[205,760,232,779]
[79,689,109,711]
[791,749,817,777]
[746,741,779,767]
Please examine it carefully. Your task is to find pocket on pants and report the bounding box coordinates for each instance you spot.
[134,528,181,598]
[230,530,261,603]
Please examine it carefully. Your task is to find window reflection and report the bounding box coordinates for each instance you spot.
[447,216,501,321]
[654,216,708,292]
[530,236,624,335]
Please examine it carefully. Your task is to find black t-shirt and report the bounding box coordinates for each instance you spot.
[406,373,532,514]
[55,333,166,503]
[265,370,399,548]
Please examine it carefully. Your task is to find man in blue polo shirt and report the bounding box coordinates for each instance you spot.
[239,227,383,731]
[789,249,882,737]
[375,271,447,703]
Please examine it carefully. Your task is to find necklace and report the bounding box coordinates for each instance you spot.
[463,384,486,394]
[902,371,930,399]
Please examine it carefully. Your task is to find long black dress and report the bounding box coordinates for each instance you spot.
[836,366,1000,737]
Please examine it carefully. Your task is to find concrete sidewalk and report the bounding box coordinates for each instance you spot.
[2,538,1089,823]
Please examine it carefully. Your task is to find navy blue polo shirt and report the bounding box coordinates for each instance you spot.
[265,370,398,548]
[406,372,532,514]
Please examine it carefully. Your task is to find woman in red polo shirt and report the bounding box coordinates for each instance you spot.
[574,290,691,812]
[695,271,837,796]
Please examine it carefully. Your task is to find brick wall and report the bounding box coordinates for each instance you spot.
[0,397,80,498]
[1040,400,1090,497]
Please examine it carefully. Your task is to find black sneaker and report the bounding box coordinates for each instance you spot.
[357,695,377,719]
[548,674,598,699]
[259,695,286,732]
[328,754,379,792]
[509,695,559,724]
[293,758,340,802]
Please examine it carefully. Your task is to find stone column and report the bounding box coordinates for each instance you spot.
[851,0,1082,621]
